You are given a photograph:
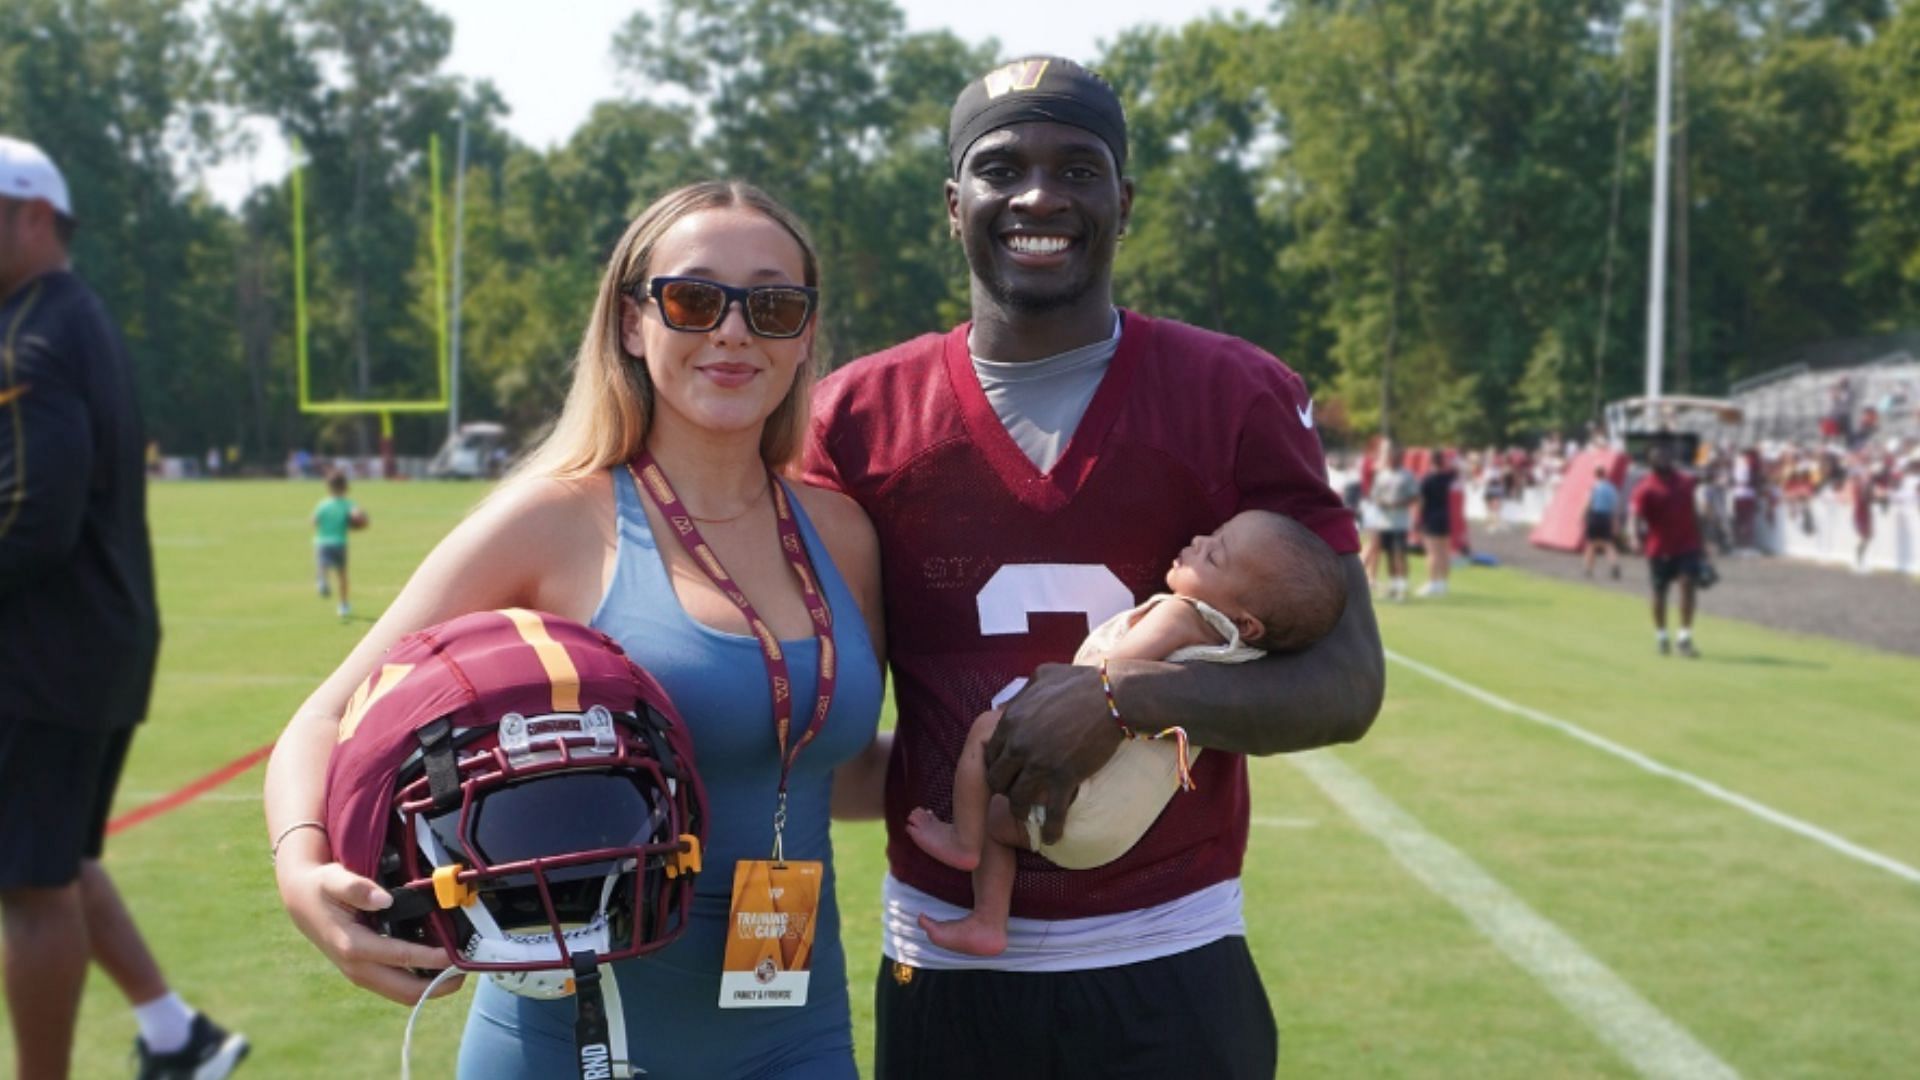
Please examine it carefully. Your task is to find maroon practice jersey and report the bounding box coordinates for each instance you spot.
[1630,468,1703,558]
[803,311,1356,920]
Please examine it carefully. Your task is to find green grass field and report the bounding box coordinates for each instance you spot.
[7,481,1916,1078]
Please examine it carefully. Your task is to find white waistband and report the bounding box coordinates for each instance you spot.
[879,875,1245,972]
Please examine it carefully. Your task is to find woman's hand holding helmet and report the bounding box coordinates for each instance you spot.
[275,841,461,1006]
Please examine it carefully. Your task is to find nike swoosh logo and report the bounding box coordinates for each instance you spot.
[0,383,30,407]
[1297,398,1314,430]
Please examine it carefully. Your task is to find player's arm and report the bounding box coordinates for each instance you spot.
[266,473,608,1004]
[1105,554,1380,755]
[0,343,92,598]
[987,555,1382,841]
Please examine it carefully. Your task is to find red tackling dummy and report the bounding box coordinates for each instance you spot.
[1530,449,1630,552]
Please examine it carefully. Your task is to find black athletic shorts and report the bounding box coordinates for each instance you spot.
[1585,511,1616,543]
[874,936,1277,1080]
[1648,551,1705,591]
[1420,510,1452,539]
[0,719,134,888]
[1377,528,1410,558]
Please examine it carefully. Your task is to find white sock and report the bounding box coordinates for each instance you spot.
[134,993,195,1053]
[1678,628,1692,644]
[1655,629,1669,645]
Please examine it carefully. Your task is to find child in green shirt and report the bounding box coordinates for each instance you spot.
[312,471,365,617]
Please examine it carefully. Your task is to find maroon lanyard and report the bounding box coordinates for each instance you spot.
[628,452,836,859]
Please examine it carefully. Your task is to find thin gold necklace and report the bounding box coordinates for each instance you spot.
[687,480,771,525]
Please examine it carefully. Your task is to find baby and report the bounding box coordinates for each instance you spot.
[907,509,1349,955]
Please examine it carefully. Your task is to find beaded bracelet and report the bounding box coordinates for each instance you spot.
[1098,658,1198,792]
[1097,658,1125,729]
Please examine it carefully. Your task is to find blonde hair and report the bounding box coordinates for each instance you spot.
[509,181,821,483]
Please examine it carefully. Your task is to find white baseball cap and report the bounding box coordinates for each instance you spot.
[0,136,73,218]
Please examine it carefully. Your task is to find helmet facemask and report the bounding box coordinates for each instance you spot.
[378,703,703,998]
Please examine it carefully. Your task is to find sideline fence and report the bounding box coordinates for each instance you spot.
[1455,477,1920,577]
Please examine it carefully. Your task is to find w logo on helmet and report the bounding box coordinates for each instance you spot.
[337,663,416,743]
[984,59,1049,98]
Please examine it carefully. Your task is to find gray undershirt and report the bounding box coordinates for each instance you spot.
[969,311,1123,473]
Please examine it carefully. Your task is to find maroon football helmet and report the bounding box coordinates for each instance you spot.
[324,609,705,997]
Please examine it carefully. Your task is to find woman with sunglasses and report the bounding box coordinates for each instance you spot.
[265,181,887,1078]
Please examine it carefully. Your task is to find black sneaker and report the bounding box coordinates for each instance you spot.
[1658,638,1672,656]
[134,1013,249,1080]
[1677,639,1700,659]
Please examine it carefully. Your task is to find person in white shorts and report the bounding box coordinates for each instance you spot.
[904,509,1348,955]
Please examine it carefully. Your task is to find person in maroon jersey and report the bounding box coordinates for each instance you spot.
[803,56,1384,1079]
[1627,441,1708,657]
[905,510,1346,957]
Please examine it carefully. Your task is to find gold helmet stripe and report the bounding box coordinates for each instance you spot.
[501,608,582,713]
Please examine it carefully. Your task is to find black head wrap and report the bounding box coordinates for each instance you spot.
[947,56,1128,177]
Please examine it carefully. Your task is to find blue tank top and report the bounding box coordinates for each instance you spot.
[458,468,883,1080]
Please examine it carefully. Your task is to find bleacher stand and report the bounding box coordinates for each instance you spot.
[1730,353,1918,448]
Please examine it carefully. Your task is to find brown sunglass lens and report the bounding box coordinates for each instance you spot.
[660,282,726,329]
[748,289,812,337]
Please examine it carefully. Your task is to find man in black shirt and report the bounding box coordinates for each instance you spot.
[0,135,246,1080]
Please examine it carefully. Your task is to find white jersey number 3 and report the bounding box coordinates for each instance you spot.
[976,564,1133,708]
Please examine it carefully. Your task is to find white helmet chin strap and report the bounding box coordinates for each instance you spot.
[467,915,612,979]
[404,813,639,1076]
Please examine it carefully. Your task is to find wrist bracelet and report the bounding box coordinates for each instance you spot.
[270,819,328,865]
[1098,659,1199,793]
[1097,658,1126,731]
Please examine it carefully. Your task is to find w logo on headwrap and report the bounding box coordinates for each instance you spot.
[984,59,1049,99]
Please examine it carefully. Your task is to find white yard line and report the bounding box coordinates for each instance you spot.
[1291,750,1740,1080]
[1249,816,1320,829]
[1386,649,1920,885]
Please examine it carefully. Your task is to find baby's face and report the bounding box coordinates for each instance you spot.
[1164,513,1279,615]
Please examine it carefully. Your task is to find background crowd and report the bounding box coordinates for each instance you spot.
[1333,412,1920,581]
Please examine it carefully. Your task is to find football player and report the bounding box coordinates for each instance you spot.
[803,57,1385,1080]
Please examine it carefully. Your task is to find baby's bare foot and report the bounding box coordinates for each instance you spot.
[918,911,1008,957]
[906,807,979,871]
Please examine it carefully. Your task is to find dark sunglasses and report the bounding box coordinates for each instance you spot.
[638,276,819,340]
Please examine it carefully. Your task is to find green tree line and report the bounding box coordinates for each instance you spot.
[3,0,1916,455]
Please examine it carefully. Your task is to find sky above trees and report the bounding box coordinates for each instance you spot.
[3,0,1916,457]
